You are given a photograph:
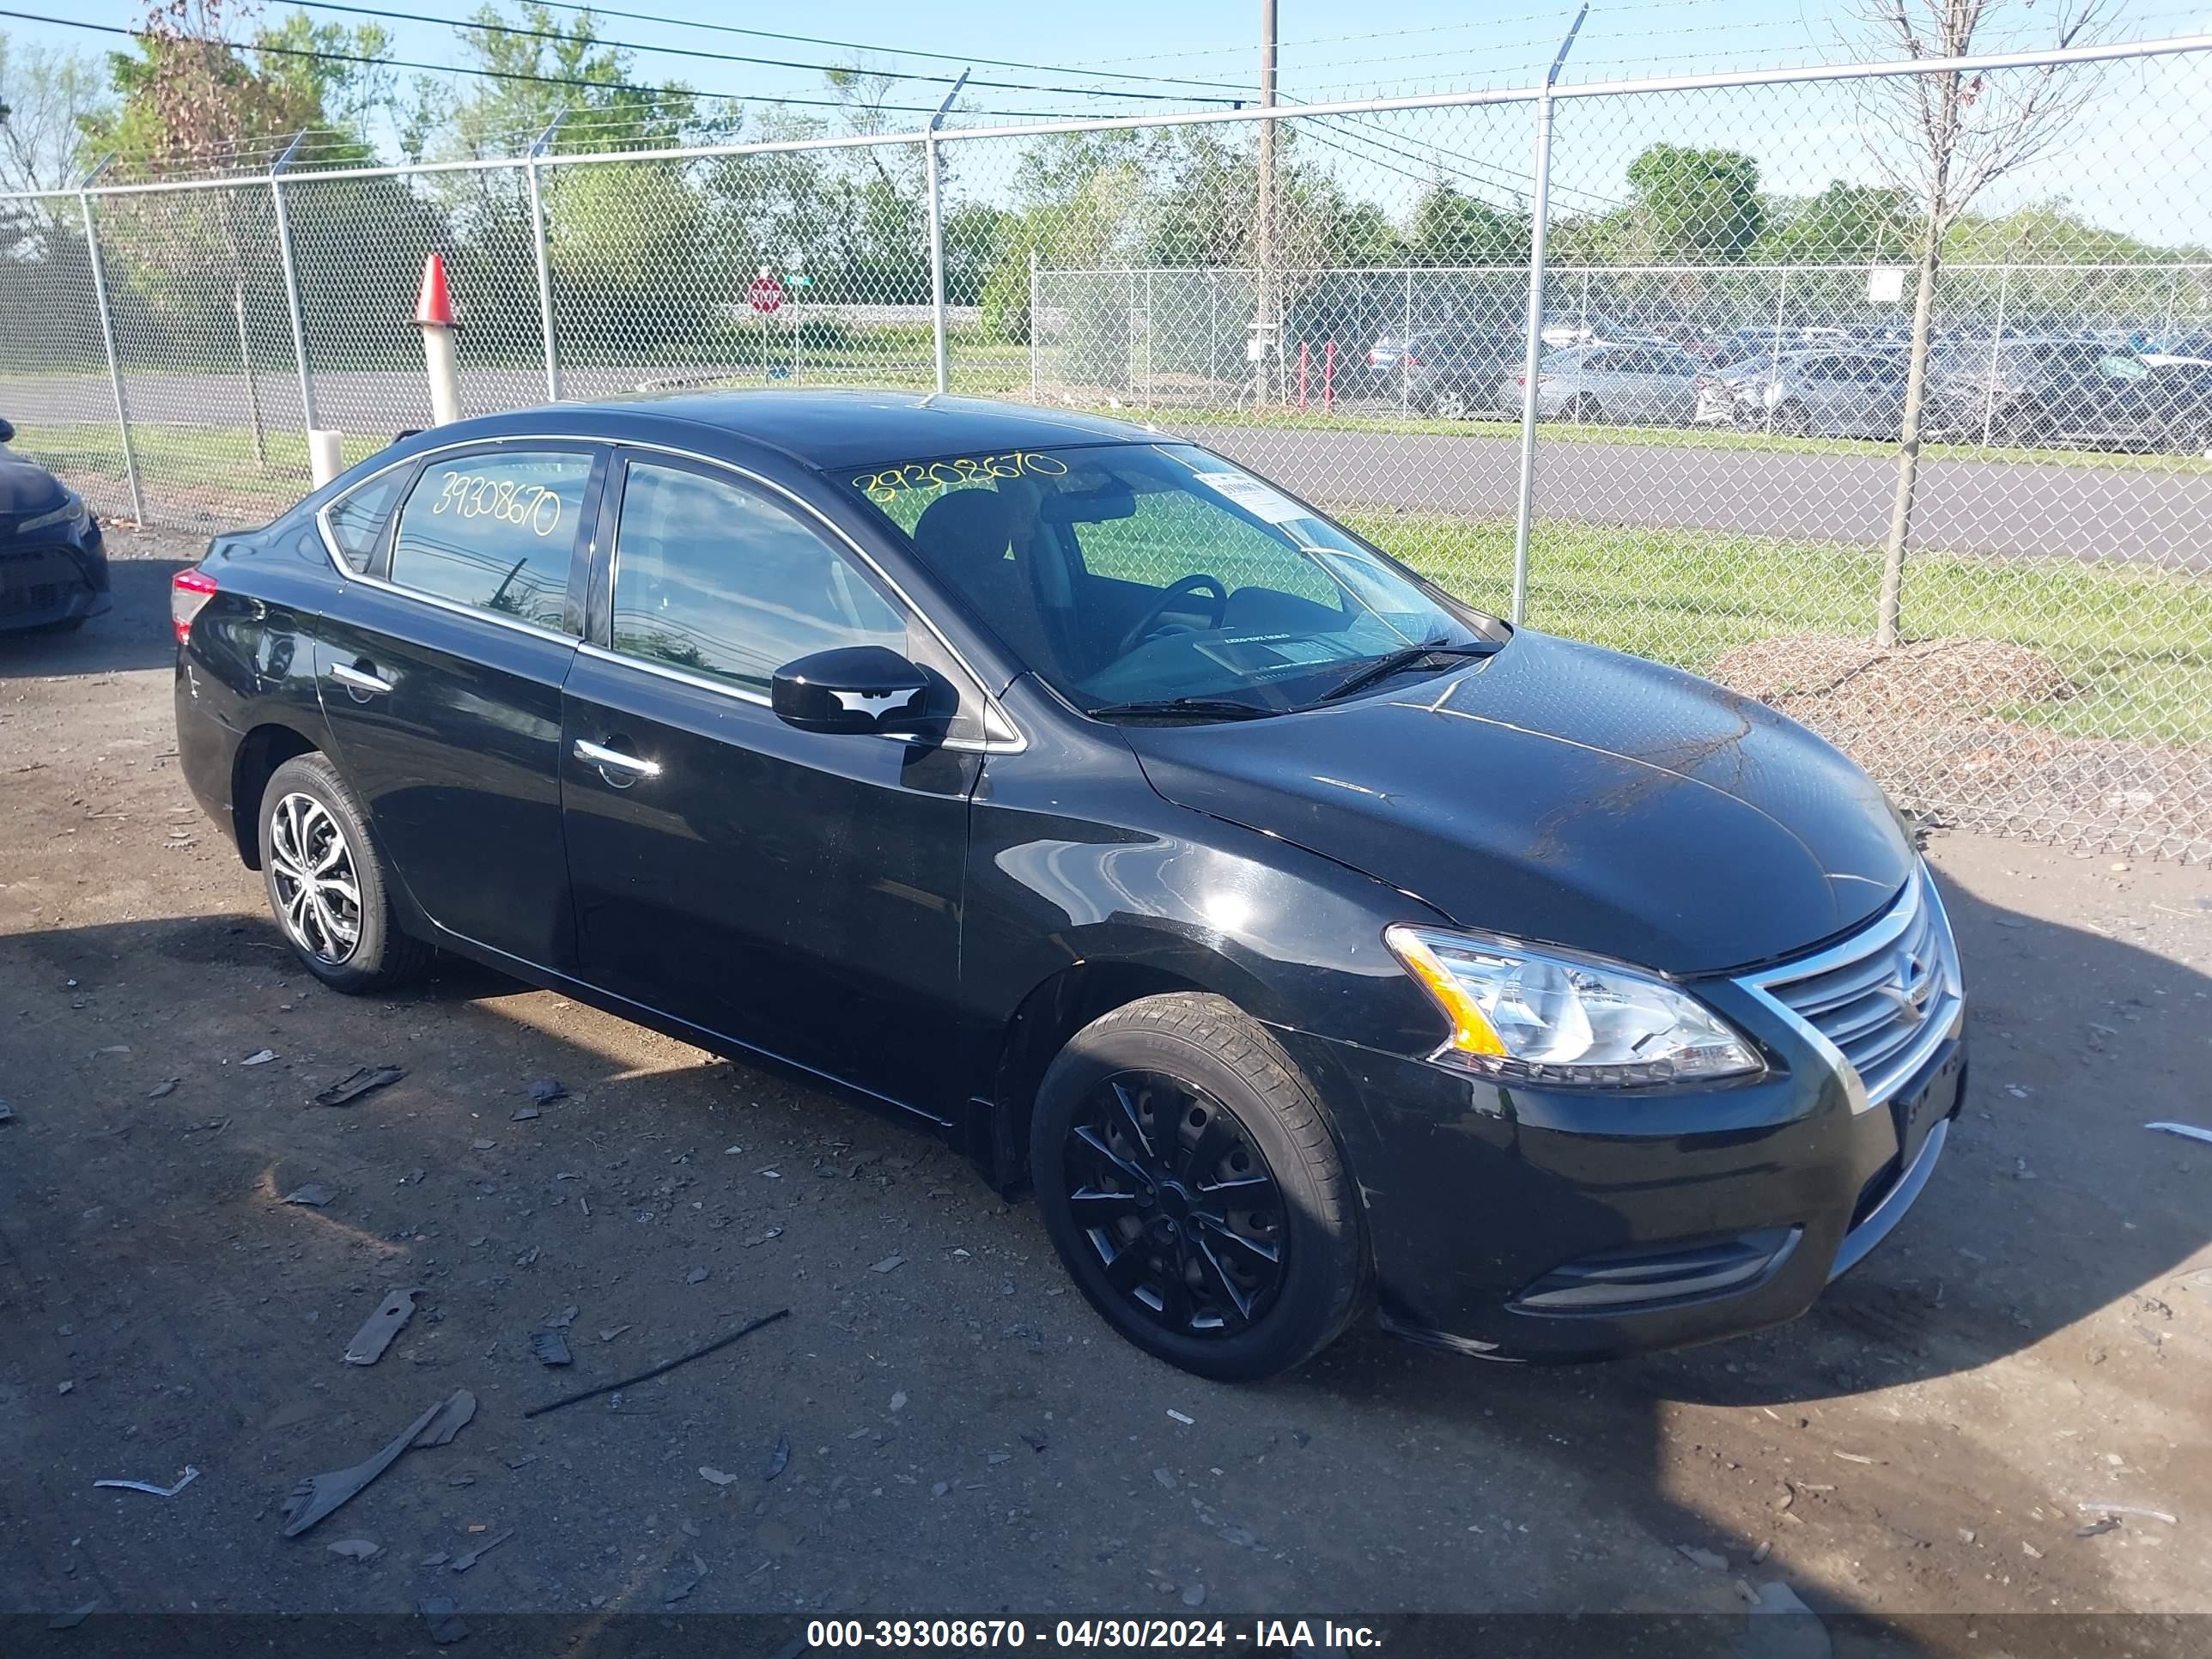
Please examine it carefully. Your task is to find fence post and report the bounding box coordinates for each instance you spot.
[1029,246,1040,402]
[1145,268,1155,410]
[1510,4,1586,627]
[1401,267,1413,413]
[1979,265,2010,447]
[76,167,145,526]
[528,111,567,403]
[269,132,319,438]
[1765,269,1788,430]
[925,73,967,398]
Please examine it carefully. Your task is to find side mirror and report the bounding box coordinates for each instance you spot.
[771,645,933,736]
[0,417,15,443]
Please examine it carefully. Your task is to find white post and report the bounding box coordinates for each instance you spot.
[1510,5,1587,628]
[1765,268,1788,430]
[1401,267,1413,413]
[308,428,344,488]
[1029,246,1040,402]
[415,252,462,427]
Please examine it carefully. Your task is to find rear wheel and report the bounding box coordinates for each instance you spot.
[1030,993,1367,1381]
[1431,386,1472,420]
[258,752,430,994]
[1770,399,1811,436]
[1564,394,1604,424]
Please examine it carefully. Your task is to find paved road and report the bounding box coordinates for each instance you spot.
[8,366,2210,567]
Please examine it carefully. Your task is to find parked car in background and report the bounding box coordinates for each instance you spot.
[173,391,1962,1381]
[1702,349,1911,439]
[1375,326,1523,417]
[0,418,110,635]
[1928,337,2176,450]
[1511,342,1705,425]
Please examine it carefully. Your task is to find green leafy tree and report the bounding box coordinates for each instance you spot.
[1756,180,1917,264]
[1406,184,1527,264]
[1623,143,1764,264]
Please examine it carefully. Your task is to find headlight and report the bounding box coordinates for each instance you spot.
[1383,925,1763,1088]
[18,493,89,536]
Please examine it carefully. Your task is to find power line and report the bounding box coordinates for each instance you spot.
[285,0,1247,105]
[348,0,1262,95]
[0,9,1107,124]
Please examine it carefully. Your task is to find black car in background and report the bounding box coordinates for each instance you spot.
[173,392,1965,1381]
[0,418,110,635]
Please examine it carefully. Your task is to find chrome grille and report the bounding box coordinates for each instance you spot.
[1741,869,1963,1112]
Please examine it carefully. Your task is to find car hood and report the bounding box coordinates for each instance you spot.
[1125,631,1912,976]
[0,453,68,518]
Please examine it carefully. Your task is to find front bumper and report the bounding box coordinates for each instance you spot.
[1274,876,1969,1363]
[0,527,109,631]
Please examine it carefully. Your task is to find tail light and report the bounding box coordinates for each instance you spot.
[172,567,218,642]
[1402,353,1421,368]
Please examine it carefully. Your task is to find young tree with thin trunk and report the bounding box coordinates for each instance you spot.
[1850,0,2105,647]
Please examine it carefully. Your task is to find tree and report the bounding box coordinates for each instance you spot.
[0,31,108,192]
[1406,184,1527,265]
[1852,0,2107,647]
[1756,180,1917,264]
[1624,143,1765,264]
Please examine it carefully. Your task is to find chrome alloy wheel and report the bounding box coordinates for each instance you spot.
[268,792,362,963]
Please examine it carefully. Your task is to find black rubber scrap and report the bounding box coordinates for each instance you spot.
[312,1066,405,1108]
[420,1596,467,1644]
[530,1330,573,1367]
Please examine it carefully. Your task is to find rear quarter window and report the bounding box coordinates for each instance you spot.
[323,470,408,574]
[389,452,592,630]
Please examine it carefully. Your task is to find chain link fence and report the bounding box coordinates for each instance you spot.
[4,33,2211,858]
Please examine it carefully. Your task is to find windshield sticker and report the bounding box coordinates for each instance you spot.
[853,452,1067,505]
[1198,472,1316,526]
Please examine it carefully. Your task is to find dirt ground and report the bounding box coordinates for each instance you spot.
[3,529,2209,1648]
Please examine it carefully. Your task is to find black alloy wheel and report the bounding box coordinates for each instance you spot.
[1030,992,1367,1380]
[1063,1071,1288,1338]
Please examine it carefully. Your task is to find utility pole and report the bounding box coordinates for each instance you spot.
[1254,0,1278,407]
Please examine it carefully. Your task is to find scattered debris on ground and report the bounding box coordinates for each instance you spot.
[448,1528,513,1572]
[524,1309,789,1419]
[419,1596,466,1644]
[94,1467,198,1498]
[343,1287,422,1366]
[280,1389,477,1536]
[526,1078,566,1103]
[280,1183,333,1208]
[327,1539,381,1561]
[241,1049,276,1066]
[530,1330,573,1367]
[2145,1121,2212,1146]
[311,1065,404,1108]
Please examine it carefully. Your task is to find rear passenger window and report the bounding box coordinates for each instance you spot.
[390,452,591,630]
[611,461,905,692]
[323,469,407,574]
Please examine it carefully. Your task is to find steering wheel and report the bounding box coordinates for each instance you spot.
[1114,574,1228,658]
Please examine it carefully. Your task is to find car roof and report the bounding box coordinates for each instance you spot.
[431,389,1164,472]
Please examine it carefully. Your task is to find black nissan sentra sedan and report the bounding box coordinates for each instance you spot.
[173,391,1965,1381]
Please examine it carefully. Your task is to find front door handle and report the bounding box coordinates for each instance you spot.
[329,661,394,696]
[574,738,662,781]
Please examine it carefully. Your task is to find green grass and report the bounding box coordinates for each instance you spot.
[1103,402,2212,474]
[1345,510,2212,747]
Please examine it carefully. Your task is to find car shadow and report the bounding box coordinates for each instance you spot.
[0,863,2199,1632]
[0,550,185,678]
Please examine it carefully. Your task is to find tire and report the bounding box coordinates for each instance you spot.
[1030,992,1368,1382]
[1431,386,1471,421]
[1564,394,1603,424]
[1770,400,1811,437]
[258,751,431,994]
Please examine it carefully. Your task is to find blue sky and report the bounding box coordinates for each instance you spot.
[7,1,2212,241]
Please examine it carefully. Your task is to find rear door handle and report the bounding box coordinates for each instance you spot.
[574,738,662,781]
[329,662,394,696]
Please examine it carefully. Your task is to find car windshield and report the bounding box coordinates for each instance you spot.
[846,443,1499,716]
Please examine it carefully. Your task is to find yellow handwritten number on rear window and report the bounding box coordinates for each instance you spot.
[852,452,1068,505]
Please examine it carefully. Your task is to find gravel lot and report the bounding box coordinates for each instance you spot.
[3,529,2209,1647]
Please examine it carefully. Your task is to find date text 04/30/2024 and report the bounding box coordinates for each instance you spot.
[803,1620,1383,1649]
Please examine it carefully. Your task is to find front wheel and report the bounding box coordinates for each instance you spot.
[259,752,431,994]
[1030,993,1368,1381]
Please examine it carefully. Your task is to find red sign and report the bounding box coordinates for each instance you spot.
[748,274,785,314]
